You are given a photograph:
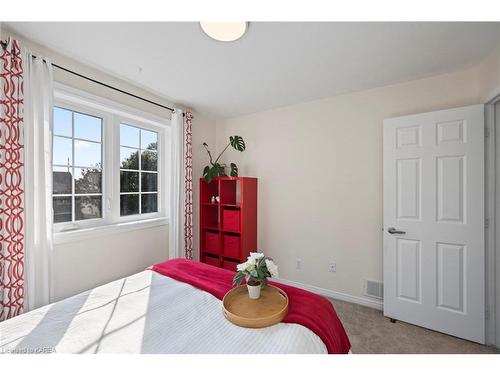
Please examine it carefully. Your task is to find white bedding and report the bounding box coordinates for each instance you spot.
[0,270,327,354]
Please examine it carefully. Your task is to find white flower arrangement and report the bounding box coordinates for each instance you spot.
[233,252,279,287]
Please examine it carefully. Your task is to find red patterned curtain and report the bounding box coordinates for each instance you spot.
[183,111,193,259]
[0,39,25,321]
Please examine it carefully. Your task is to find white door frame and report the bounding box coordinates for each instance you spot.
[485,94,500,348]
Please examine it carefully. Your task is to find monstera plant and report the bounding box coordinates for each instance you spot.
[202,136,246,183]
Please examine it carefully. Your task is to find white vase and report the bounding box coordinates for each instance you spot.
[247,283,261,299]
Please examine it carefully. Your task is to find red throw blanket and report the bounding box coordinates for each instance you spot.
[149,259,351,354]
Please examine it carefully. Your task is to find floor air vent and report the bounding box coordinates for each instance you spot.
[364,279,383,299]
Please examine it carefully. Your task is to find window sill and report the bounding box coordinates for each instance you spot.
[53,217,169,245]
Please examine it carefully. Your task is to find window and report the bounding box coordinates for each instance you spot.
[51,85,168,235]
[119,124,158,216]
[52,107,103,223]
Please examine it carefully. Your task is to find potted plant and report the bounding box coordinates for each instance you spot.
[233,253,279,299]
[202,135,246,183]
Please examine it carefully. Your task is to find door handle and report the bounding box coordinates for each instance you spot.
[387,227,406,235]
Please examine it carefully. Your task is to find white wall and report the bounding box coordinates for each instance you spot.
[3,27,177,120]
[215,67,481,305]
[479,43,500,102]
[52,226,168,301]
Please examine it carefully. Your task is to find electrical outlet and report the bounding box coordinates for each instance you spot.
[329,262,336,273]
[296,258,302,270]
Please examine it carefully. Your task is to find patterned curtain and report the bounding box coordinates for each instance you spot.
[0,38,25,321]
[183,111,193,259]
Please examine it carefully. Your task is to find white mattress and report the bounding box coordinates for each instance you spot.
[0,270,327,354]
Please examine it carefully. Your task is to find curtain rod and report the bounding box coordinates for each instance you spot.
[1,40,177,114]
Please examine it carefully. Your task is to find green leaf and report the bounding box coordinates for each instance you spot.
[250,269,258,278]
[215,163,227,177]
[204,165,215,183]
[229,136,246,152]
[203,164,227,183]
[256,268,264,280]
[230,163,238,177]
[203,165,213,183]
[258,257,266,269]
[233,272,244,286]
[215,164,227,179]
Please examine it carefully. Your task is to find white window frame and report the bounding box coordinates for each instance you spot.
[114,116,164,222]
[53,83,170,244]
[52,101,108,231]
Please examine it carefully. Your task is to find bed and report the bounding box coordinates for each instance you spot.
[0,259,350,354]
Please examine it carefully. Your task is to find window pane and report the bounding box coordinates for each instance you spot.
[141,193,157,214]
[141,150,158,171]
[75,168,102,194]
[53,136,73,166]
[53,107,72,137]
[120,171,139,192]
[120,124,140,148]
[120,147,139,170]
[120,194,139,216]
[141,129,157,150]
[75,196,102,220]
[74,140,101,167]
[141,172,157,192]
[74,112,102,142]
[53,167,72,194]
[53,196,72,223]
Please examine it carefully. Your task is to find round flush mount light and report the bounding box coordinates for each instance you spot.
[200,22,248,42]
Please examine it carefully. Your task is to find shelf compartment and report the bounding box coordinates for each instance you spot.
[204,254,220,268]
[223,233,240,259]
[203,225,220,231]
[200,179,219,205]
[201,205,219,229]
[222,208,240,232]
[222,254,241,262]
[220,179,240,205]
[203,250,220,257]
[205,230,221,253]
[222,258,239,272]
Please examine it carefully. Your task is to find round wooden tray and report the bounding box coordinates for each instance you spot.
[222,285,289,328]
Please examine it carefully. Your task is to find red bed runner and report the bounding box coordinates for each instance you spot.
[149,259,351,354]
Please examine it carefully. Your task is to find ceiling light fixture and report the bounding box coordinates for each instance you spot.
[200,22,248,42]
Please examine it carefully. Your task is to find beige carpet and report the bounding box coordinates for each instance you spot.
[330,299,499,354]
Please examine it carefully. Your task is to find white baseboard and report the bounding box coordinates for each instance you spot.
[273,277,383,311]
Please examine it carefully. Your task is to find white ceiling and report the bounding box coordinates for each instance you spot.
[6,22,500,118]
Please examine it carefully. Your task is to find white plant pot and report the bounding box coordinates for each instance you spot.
[247,283,261,299]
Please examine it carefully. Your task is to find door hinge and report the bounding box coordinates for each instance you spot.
[485,218,490,229]
[485,307,490,321]
[485,127,490,138]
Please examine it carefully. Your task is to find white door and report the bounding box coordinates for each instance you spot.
[383,104,485,343]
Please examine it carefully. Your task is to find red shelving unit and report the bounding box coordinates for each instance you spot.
[200,177,257,271]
